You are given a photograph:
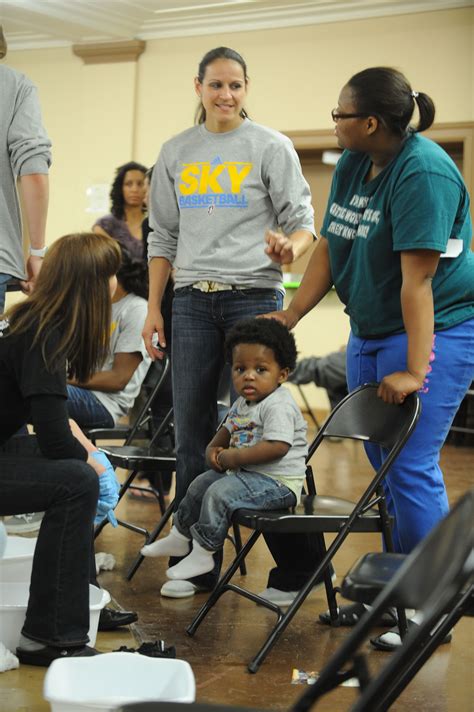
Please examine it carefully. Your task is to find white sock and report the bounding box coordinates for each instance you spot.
[141,526,190,558]
[378,610,421,647]
[166,540,215,580]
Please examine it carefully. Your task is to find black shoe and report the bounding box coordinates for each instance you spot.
[98,607,138,631]
[370,619,452,652]
[114,640,176,658]
[16,644,99,667]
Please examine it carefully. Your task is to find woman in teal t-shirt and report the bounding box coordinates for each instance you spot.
[272,66,474,650]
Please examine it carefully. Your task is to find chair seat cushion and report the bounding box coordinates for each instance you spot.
[233,495,383,533]
[99,445,175,471]
[341,552,406,604]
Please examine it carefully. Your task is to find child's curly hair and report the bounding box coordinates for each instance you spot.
[225,317,297,371]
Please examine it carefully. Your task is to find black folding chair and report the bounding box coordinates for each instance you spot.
[293,488,474,712]
[88,354,173,449]
[94,409,175,541]
[119,490,473,712]
[93,355,175,553]
[186,384,421,672]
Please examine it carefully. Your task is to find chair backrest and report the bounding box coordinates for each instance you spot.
[307,383,421,458]
[388,487,474,609]
[304,384,420,503]
[348,489,474,712]
[125,353,171,445]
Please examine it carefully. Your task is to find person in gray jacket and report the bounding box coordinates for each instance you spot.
[289,348,348,411]
[143,46,318,602]
[0,25,51,313]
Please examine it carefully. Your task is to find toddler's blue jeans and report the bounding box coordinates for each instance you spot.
[174,468,296,552]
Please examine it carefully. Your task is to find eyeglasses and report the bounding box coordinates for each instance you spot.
[331,109,368,122]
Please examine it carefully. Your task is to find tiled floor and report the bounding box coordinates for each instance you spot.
[1,438,473,711]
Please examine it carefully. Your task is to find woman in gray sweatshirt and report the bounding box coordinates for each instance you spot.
[143,46,319,603]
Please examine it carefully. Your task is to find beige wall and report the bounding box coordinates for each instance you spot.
[4,7,473,407]
[138,7,473,157]
[6,7,473,235]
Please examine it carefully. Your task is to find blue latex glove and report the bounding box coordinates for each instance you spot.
[91,450,120,527]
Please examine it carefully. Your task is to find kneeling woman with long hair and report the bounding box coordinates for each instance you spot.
[0,232,121,665]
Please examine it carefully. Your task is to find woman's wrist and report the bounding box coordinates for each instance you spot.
[407,367,426,386]
[285,303,303,327]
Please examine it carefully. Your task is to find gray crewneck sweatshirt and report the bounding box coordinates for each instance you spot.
[148,119,314,289]
[0,64,51,280]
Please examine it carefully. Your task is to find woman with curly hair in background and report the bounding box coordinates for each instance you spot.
[93,161,148,260]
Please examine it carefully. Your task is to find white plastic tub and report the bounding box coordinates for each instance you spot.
[0,535,37,582]
[0,583,110,652]
[43,652,196,712]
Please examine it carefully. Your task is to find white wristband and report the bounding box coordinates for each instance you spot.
[29,246,47,257]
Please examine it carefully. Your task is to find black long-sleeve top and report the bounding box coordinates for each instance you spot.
[0,319,87,460]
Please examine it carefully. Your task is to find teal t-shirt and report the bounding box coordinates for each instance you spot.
[321,133,474,337]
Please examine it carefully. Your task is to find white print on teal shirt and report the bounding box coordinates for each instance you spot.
[327,198,381,240]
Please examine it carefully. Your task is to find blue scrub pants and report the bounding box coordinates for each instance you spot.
[346,318,474,554]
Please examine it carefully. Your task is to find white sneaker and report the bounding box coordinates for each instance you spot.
[5,512,44,534]
[160,580,205,599]
[258,572,337,607]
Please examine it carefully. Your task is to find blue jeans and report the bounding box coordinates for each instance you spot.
[67,385,114,429]
[346,318,474,554]
[175,468,296,551]
[0,273,13,313]
[171,286,283,506]
[0,435,98,646]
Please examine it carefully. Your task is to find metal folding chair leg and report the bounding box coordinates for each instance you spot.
[127,497,175,580]
[94,467,141,539]
[296,384,320,429]
[227,523,247,576]
[128,474,167,516]
[187,530,262,637]
[247,550,338,674]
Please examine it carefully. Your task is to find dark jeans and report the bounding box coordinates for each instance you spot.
[171,286,283,506]
[0,273,12,313]
[0,435,98,647]
[171,286,324,591]
[264,532,329,590]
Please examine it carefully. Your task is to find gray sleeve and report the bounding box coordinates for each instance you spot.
[264,139,315,236]
[8,80,51,176]
[147,144,179,264]
[114,300,148,357]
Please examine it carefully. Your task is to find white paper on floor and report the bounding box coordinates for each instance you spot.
[95,552,116,574]
[291,669,359,687]
[0,642,19,672]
